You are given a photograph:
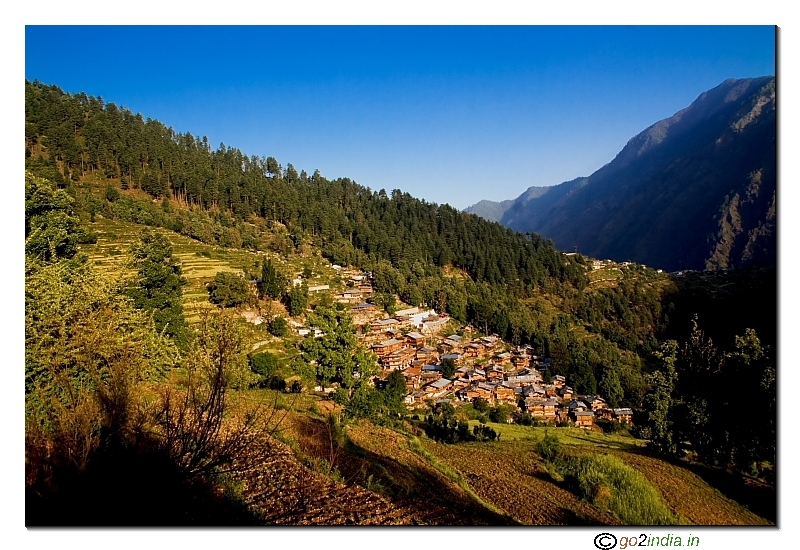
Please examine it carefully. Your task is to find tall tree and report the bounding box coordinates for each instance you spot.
[259,259,287,300]
[25,171,87,262]
[126,229,189,349]
[300,307,378,388]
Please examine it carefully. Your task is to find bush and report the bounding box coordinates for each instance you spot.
[268,316,289,337]
[559,453,680,525]
[472,397,490,413]
[536,431,563,463]
[249,351,280,378]
[596,419,626,434]
[207,272,249,307]
[488,403,515,423]
[472,424,499,442]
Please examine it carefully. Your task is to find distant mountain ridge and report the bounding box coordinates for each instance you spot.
[463,199,515,223]
[465,77,776,271]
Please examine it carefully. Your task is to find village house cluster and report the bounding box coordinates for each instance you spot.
[358,302,632,429]
[250,263,633,430]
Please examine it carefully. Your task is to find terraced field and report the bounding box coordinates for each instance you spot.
[420,438,621,525]
[607,449,773,525]
[79,217,348,324]
[416,423,774,526]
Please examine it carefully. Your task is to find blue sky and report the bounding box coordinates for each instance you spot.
[25,25,775,209]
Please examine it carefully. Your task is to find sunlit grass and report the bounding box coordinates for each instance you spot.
[466,421,645,450]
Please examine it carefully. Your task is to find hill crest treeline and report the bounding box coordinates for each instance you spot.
[25,79,585,292]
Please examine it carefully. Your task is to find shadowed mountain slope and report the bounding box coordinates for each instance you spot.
[467,77,775,271]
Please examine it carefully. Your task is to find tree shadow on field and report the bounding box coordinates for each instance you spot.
[290,416,517,525]
[340,438,518,525]
[26,441,263,527]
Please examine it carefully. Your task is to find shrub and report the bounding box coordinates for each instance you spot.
[488,403,515,423]
[207,272,249,307]
[596,419,625,434]
[536,431,563,463]
[472,397,490,413]
[472,424,499,442]
[249,351,279,378]
[559,453,680,525]
[268,316,289,337]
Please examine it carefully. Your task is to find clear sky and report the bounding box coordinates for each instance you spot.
[25,25,775,210]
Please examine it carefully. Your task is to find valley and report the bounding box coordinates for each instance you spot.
[24,78,776,527]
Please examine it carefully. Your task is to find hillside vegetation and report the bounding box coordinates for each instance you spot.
[24,79,776,526]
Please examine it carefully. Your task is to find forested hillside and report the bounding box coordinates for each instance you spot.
[25,80,776,521]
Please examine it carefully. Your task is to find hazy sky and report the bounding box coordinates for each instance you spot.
[25,25,775,209]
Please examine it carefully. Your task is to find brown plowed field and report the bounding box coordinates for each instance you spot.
[421,439,620,526]
[229,419,513,525]
[227,414,773,526]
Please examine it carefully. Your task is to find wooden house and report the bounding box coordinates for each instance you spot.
[493,384,517,403]
[371,318,400,333]
[572,410,595,428]
[381,346,416,370]
[466,368,487,382]
[425,378,453,398]
[415,346,439,362]
[350,302,376,314]
[372,338,404,357]
[401,366,423,389]
[485,365,505,382]
[522,384,546,398]
[582,396,608,411]
[613,408,634,425]
[458,382,495,403]
[465,342,485,358]
[440,353,463,365]
[405,331,426,348]
[524,397,558,421]
[511,353,531,369]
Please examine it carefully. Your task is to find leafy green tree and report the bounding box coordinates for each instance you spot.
[207,272,249,307]
[284,283,309,317]
[382,369,408,413]
[267,316,289,337]
[249,350,280,381]
[345,383,383,419]
[488,403,515,423]
[440,357,457,380]
[635,340,679,455]
[25,172,85,262]
[598,363,624,408]
[105,184,121,202]
[126,229,189,348]
[259,259,287,300]
[472,397,490,414]
[300,307,378,388]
